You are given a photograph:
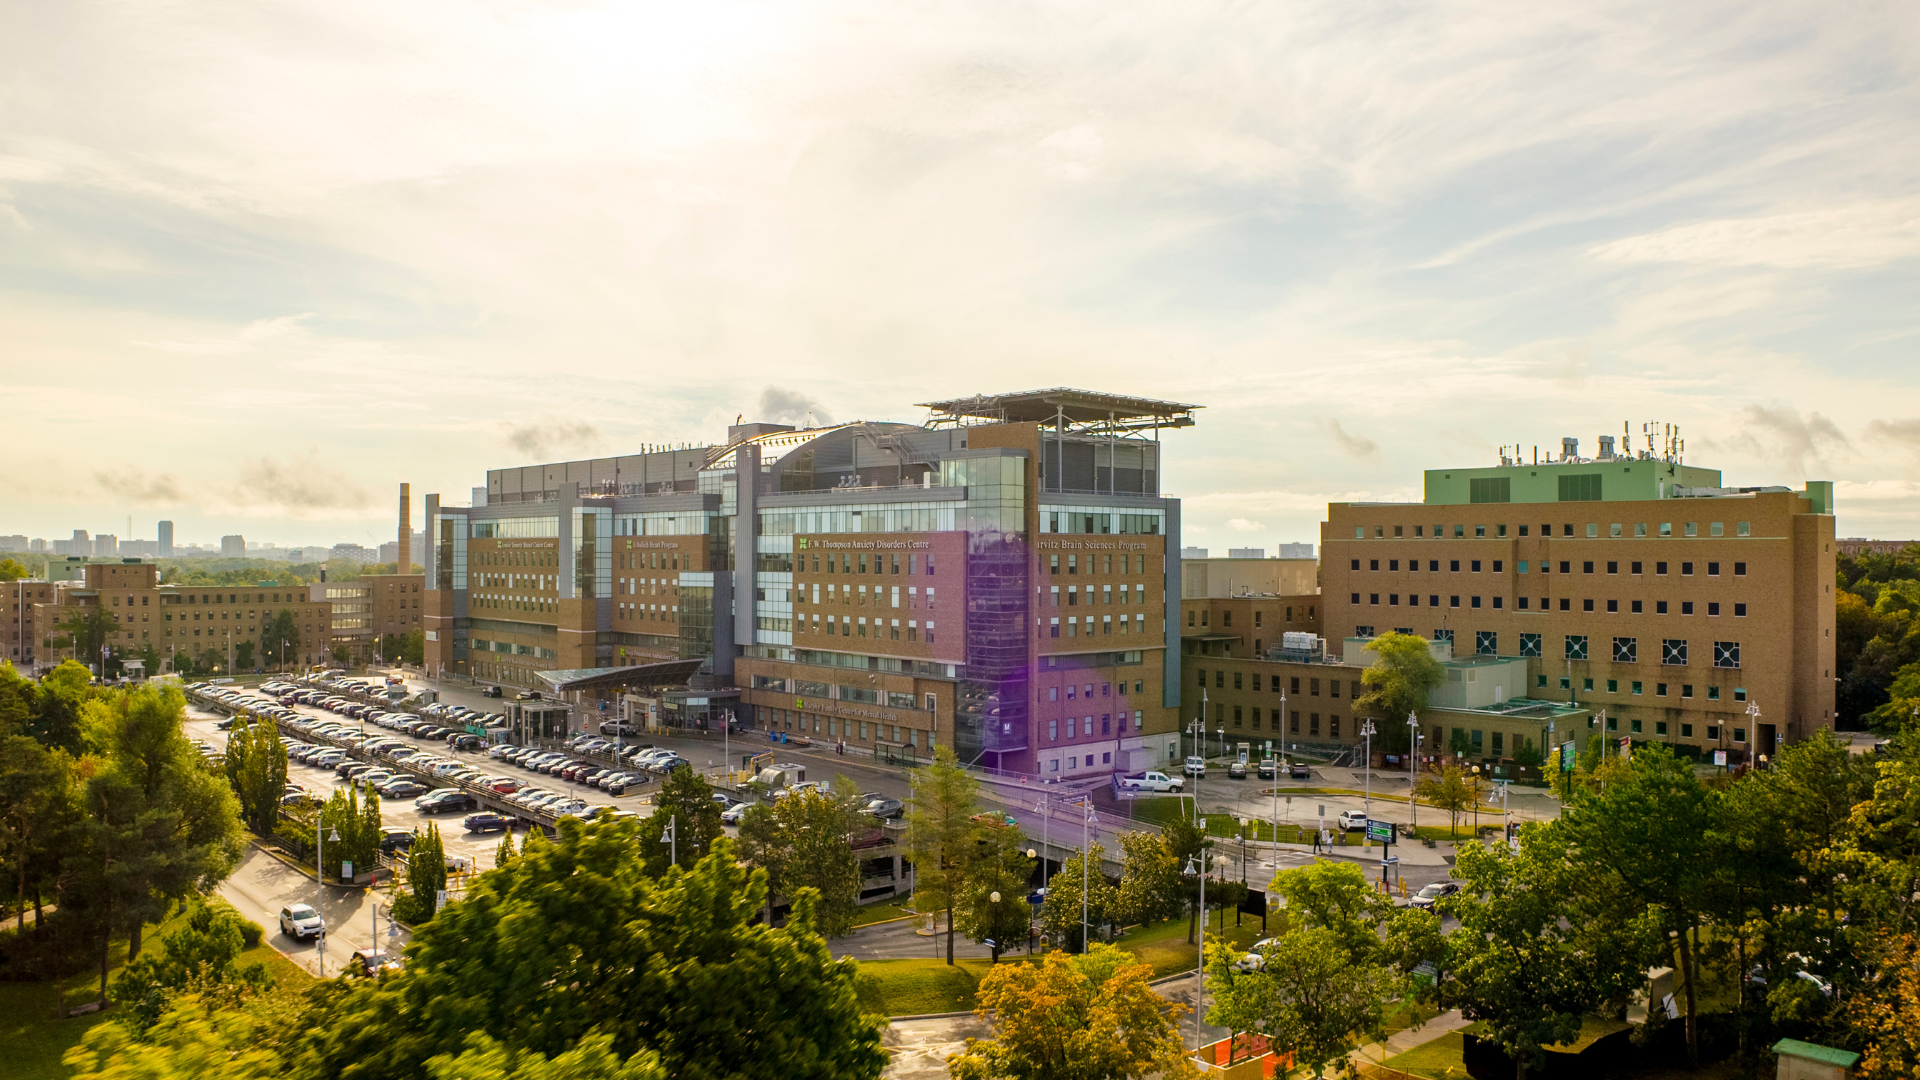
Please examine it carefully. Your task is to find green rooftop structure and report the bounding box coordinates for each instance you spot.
[1772,1038,1860,1079]
[1426,457,1723,506]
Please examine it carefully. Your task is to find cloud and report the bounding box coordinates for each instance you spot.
[753,387,834,428]
[134,313,314,355]
[1226,517,1264,532]
[1316,419,1381,462]
[1715,405,1852,476]
[504,417,602,459]
[1590,200,1920,271]
[94,467,184,505]
[1866,418,1920,455]
[233,451,372,516]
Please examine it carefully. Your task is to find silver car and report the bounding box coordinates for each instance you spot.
[279,903,325,940]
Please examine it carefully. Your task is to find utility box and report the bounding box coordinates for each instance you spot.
[1773,1039,1859,1080]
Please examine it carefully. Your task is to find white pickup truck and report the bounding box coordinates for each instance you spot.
[1118,771,1185,793]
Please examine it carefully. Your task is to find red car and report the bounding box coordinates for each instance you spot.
[488,777,523,794]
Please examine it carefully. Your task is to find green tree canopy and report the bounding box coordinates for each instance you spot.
[223,719,287,836]
[949,944,1195,1080]
[301,826,885,1080]
[1355,632,1445,753]
[903,744,988,964]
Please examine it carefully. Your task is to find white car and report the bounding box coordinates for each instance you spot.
[1232,938,1276,973]
[1338,809,1369,831]
[279,903,325,940]
[1183,755,1207,777]
[720,803,750,825]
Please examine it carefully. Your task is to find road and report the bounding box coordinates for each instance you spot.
[218,845,409,979]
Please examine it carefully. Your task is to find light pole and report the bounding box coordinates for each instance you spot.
[1185,852,1208,1052]
[1744,699,1762,769]
[1037,794,1050,891]
[1359,718,1376,824]
[1407,712,1420,831]
[1185,715,1205,825]
[315,819,340,976]
[662,814,676,866]
[1081,800,1096,950]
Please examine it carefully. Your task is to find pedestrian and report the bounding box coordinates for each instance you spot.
[1311,829,1320,854]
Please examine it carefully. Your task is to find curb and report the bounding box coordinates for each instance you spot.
[889,1009,980,1021]
[854,912,925,929]
[247,837,387,891]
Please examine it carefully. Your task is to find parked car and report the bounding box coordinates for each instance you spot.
[1183,756,1207,777]
[720,802,750,825]
[1257,759,1277,780]
[1118,771,1184,793]
[484,685,504,698]
[1409,881,1460,910]
[1232,938,1277,973]
[1338,809,1369,831]
[464,812,513,834]
[864,797,905,820]
[1228,761,1249,780]
[1289,761,1312,780]
[378,827,417,854]
[279,903,325,940]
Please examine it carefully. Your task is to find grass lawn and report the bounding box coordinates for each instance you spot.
[855,957,1028,1017]
[1384,1031,1470,1080]
[850,897,922,928]
[0,906,313,1080]
[854,914,1270,1017]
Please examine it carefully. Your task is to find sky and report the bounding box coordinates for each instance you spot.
[2,0,1918,552]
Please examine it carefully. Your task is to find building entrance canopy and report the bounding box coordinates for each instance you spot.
[535,660,704,694]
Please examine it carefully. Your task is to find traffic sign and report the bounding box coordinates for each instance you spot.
[1366,820,1393,843]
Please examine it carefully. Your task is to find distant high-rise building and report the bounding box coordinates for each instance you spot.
[0,535,26,553]
[53,530,89,557]
[118,539,158,557]
[92,534,118,557]
[329,543,376,564]
[397,483,411,578]
[1277,542,1315,559]
[1227,547,1266,559]
[1181,546,1209,560]
[220,535,247,558]
[158,520,174,557]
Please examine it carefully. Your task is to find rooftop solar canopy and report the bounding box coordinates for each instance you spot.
[917,388,1199,426]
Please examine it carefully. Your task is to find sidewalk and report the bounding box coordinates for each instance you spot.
[1350,1009,1472,1071]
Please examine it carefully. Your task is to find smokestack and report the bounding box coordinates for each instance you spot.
[398,483,412,575]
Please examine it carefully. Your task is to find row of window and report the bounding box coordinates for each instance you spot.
[1187,605,1315,628]
[1354,557,1746,577]
[1043,679,1147,702]
[1045,584,1148,606]
[1195,668,1364,697]
[1558,675,1747,701]
[1354,592,1747,617]
[1047,553,1150,576]
[1044,614,1151,637]
[798,550,936,576]
[1354,521,1753,539]
[1046,711,1143,741]
[802,614,938,643]
[1201,703,1341,737]
[800,584,937,608]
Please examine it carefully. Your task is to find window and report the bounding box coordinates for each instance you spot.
[1706,724,1719,740]
[1682,561,1694,576]
[1518,560,1529,574]
[1682,602,1694,615]
[1612,637,1637,663]
[1663,639,1687,665]
[1476,631,1497,655]
[1583,561,1594,574]
[1632,681,1643,695]
[1632,600,1643,613]
[1713,641,1741,669]
[1519,633,1542,657]
[1450,595,1461,608]
[1734,687,1747,702]
[1708,561,1720,576]
[1475,525,1487,537]
[1631,561,1642,574]
[1734,562,1746,576]
[1657,600,1669,614]
[1685,523,1698,538]
[1584,599,1595,612]
[1708,602,1721,616]
[1734,603,1747,617]
[1607,561,1618,574]
[1560,598,1571,611]
[1682,684,1694,698]
[1350,593,1360,605]
[1737,521,1750,536]
[1708,686,1721,701]
[1471,596,1482,608]
[1518,597,1530,610]
[1370,559,1379,571]
[1559,474,1603,501]
[1587,523,1600,537]
[1610,523,1622,537]
[1681,723,1693,738]
[1471,560,1481,572]
[1607,679,1618,692]
[1606,600,1618,613]
[1450,560,1461,572]
[1565,635,1588,660]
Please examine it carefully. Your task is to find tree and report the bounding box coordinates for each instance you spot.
[65,681,245,1001]
[1557,743,1716,1063]
[30,659,94,751]
[903,744,987,964]
[1160,815,1210,944]
[1845,930,1920,1080]
[59,604,119,672]
[730,780,865,936]
[1206,927,1400,1079]
[223,720,288,836]
[1040,841,1117,951]
[1439,825,1640,1079]
[0,557,27,581]
[423,1033,665,1080]
[1414,763,1476,836]
[495,828,517,868]
[1115,828,1185,930]
[1354,632,1445,753]
[397,822,448,923]
[313,785,382,876]
[262,610,301,671]
[234,639,257,671]
[949,944,1196,1080]
[1268,860,1393,963]
[956,819,1036,961]
[0,733,74,931]
[302,828,886,1080]
[107,897,272,1034]
[637,765,725,873]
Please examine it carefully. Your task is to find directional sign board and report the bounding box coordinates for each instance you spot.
[1366,820,1394,843]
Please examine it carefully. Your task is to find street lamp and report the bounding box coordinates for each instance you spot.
[316,820,341,976]
[1407,712,1420,831]
[1081,800,1096,951]
[1184,852,1208,1052]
